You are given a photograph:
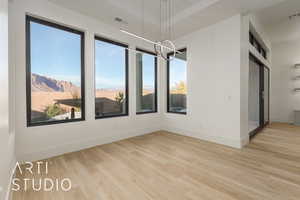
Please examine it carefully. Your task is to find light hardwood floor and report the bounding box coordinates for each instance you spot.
[12,123,300,200]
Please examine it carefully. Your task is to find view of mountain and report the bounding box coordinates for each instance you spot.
[31,73,79,92]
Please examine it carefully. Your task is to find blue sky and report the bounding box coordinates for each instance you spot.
[31,21,186,89]
[95,40,126,89]
[31,21,81,86]
[169,57,187,87]
[140,52,155,90]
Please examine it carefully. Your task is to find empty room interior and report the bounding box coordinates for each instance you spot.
[1,0,300,199]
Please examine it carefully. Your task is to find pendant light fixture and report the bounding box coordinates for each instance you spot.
[119,0,178,60]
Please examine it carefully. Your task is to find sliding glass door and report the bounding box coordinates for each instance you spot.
[249,56,261,133]
[248,54,270,138]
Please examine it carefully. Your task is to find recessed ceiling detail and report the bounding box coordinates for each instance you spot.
[289,12,300,20]
[48,0,288,40]
[114,17,128,24]
[255,0,300,44]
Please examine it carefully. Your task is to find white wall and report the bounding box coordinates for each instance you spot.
[0,0,16,199]
[160,13,272,148]
[9,0,275,164]
[240,14,250,146]
[271,40,300,123]
[161,15,245,148]
[9,0,163,162]
[266,17,300,123]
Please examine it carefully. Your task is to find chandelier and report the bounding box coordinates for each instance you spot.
[119,0,179,60]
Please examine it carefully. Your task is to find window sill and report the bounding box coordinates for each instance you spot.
[27,118,85,127]
[95,113,129,119]
[136,111,158,115]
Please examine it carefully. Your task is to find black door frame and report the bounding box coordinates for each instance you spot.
[263,66,270,127]
[249,53,270,139]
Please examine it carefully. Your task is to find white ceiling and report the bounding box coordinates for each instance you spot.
[256,0,300,44]
[49,0,287,40]
[256,0,300,26]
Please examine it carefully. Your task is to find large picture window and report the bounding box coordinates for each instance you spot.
[136,48,157,114]
[167,48,187,114]
[26,16,85,126]
[95,36,128,118]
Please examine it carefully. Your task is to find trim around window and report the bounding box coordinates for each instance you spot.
[94,36,129,119]
[167,48,187,115]
[136,48,158,115]
[26,15,85,127]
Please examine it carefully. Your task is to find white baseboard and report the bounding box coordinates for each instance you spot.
[270,119,292,124]
[241,136,250,147]
[18,125,247,163]
[18,127,161,162]
[162,126,243,149]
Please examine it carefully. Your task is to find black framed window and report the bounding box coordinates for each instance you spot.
[261,48,267,59]
[249,32,254,45]
[26,16,85,127]
[249,31,267,59]
[95,36,129,118]
[136,48,157,114]
[167,48,187,114]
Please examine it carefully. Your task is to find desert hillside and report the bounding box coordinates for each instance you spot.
[30,73,156,120]
[31,73,80,92]
[30,73,127,113]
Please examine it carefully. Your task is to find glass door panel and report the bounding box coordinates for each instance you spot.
[249,58,261,133]
[264,67,270,124]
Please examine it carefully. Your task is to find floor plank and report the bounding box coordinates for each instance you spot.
[12,123,300,200]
